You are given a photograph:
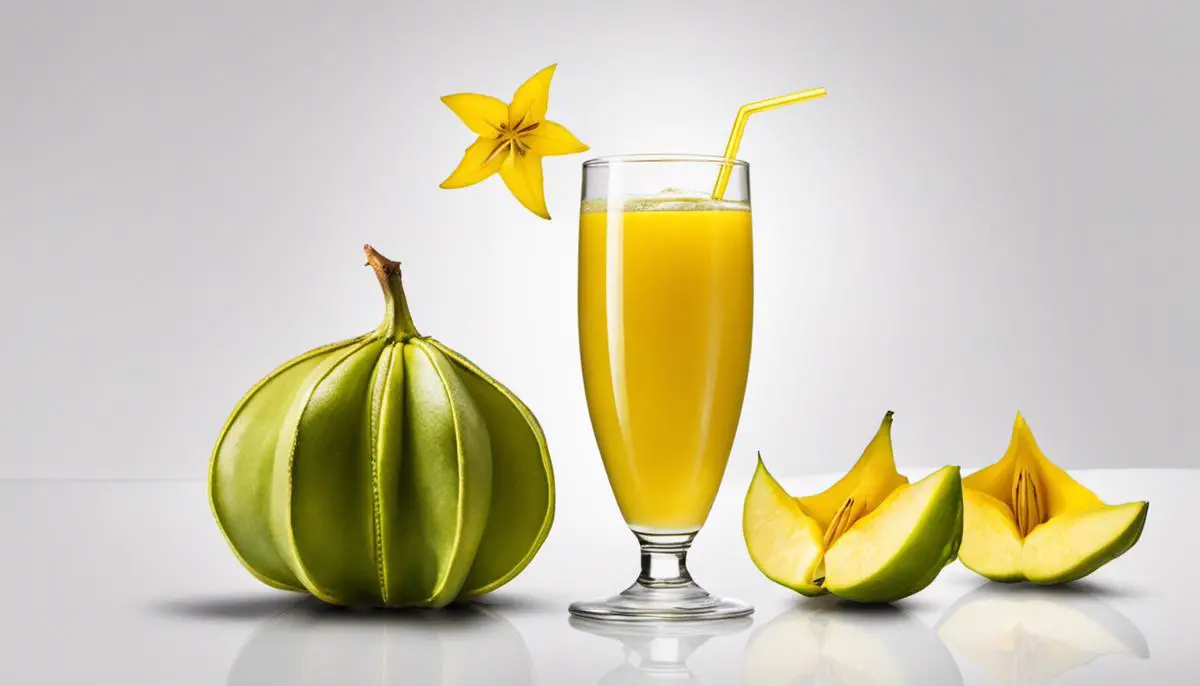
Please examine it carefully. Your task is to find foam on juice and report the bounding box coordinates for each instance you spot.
[582,189,749,214]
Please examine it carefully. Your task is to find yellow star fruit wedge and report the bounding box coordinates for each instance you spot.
[440,64,588,220]
[744,412,964,603]
[959,413,1148,585]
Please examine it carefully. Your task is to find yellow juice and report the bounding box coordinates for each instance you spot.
[579,200,753,532]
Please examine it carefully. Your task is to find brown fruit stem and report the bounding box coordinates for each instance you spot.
[364,244,420,341]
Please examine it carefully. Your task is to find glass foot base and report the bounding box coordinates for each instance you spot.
[570,581,753,622]
[572,530,752,622]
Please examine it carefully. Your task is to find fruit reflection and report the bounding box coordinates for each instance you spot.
[570,616,751,685]
[936,584,1149,686]
[743,601,962,685]
[226,598,533,686]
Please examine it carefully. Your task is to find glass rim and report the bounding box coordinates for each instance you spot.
[582,154,748,168]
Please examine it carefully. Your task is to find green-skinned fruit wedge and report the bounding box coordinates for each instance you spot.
[208,245,554,608]
[960,413,1147,585]
[744,412,963,603]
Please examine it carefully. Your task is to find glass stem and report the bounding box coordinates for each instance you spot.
[635,531,697,588]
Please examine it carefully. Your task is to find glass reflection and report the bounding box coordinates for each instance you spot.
[570,616,751,685]
[743,601,962,685]
[225,598,533,686]
[936,584,1149,685]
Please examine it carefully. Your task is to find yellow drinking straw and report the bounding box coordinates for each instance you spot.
[712,87,828,199]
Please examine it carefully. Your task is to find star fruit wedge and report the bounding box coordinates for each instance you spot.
[959,413,1148,585]
[744,413,963,603]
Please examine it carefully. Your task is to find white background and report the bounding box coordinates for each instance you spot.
[1,0,1196,495]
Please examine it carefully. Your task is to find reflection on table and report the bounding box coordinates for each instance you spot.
[936,583,1149,686]
[225,598,533,686]
[743,600,963,685]
[570,616,752,685]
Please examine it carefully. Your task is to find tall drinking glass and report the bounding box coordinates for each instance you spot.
[571,155,754,621]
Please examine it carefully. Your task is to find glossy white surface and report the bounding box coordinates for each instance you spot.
[0,469,1192,684]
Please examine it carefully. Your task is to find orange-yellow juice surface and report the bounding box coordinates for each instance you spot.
[579,200,753,532]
